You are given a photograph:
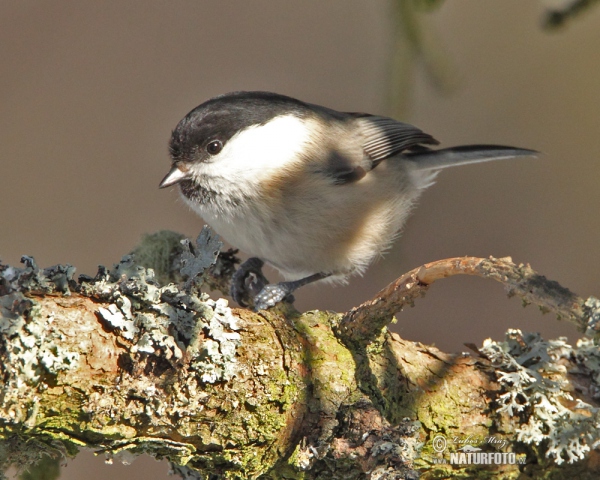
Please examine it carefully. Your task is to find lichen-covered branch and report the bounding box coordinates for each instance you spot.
[2,232,600,479]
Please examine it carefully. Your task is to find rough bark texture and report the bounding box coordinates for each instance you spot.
[1,232,600,479]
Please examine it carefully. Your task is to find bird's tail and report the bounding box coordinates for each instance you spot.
[405,145,538,171]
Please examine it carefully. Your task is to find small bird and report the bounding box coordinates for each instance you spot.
[160,91,535,310]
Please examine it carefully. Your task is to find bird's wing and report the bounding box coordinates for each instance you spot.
[314,113,439,185]
[351,114,439,165]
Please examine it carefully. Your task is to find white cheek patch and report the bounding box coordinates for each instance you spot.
[201,114,312,183]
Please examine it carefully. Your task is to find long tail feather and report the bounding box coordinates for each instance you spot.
[405,145,538,170]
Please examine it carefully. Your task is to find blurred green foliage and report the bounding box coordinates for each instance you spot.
[18,455,60,480]
[543,0,600,29]
[387,0,599,117]
[387,0,455,118]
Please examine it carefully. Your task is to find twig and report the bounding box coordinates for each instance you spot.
[337,256,588,345]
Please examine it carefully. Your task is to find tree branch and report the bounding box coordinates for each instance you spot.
[2,234,600,479]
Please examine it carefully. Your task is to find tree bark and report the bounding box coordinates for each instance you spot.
[1,232,599,479]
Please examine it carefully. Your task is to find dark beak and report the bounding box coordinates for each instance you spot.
[159,166,190,188]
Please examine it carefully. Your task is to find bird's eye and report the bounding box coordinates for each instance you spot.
[206,140,223,155]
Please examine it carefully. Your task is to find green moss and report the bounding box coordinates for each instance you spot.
[281,444,309,478]
[301,336,355,401]
[129,230,186,286]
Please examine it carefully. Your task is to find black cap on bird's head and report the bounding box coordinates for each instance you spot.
[160,91,311,188]
[169,92,309,163]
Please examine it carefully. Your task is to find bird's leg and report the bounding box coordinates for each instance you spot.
[253,272,331,311]
[231,258,331,310]
[230,257,269,307]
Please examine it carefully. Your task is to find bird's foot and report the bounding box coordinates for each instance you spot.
[253,272,330,310]
[253,284,295,311]
[231,261,329,310]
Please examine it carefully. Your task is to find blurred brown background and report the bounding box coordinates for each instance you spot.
[1,1,599,478]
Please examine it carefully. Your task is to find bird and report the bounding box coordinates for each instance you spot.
[160,91,536,310]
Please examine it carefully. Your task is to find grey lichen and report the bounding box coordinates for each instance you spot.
[77,228,239,386]
[178,226,223,291]
[584,296,600,338]
[1,256,76,296]
[0,226,249,475]
[481,329,600,465]
[572,335,600,399]
[0,290,80,425]
[98,304,139,341]
[188,299,241,383]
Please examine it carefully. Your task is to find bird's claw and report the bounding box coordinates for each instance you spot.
[230,257,268,307]
[231,257,297,310]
